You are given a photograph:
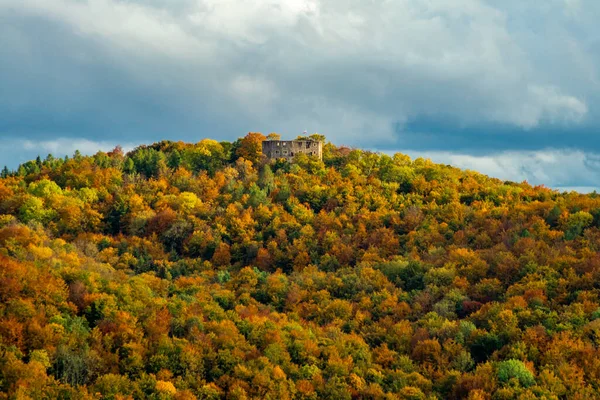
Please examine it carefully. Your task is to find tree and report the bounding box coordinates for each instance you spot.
[19,196,55,224]
[496,359,535,387]
[234,132,266,165]
[248,184,268,207]
[212,242,232,267]
[258,165,275,194]
[130,147,168,178]
[563,211,593,240]
[308,133,326,142]
[2,135,600,398]
[168,149,182,169]
[53,345,91,386]
[123,158,135,174]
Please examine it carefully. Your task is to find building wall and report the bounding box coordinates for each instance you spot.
[262,140,323,162]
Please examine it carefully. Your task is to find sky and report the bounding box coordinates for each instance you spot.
[1,0,599,191]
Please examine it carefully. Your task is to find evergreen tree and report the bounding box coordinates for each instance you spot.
[258,164,275,194]
[123,158,135,174]
[168,149,182,169]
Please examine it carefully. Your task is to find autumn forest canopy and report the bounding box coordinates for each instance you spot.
[2,133,600,399]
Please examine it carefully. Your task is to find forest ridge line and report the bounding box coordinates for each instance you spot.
[0,132,600,398]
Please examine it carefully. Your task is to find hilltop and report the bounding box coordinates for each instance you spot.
[1,134,600,399]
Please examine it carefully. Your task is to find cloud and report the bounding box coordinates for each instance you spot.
[0,2,594,132]
[0,0,599,187]
[396,148,600,192]
[501,85,587,128]
[0,138,136,167]
[21,138,135,156]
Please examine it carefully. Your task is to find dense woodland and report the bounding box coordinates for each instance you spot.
[2,132,600,399]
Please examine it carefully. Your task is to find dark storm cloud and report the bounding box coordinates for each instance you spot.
[0,10,244,144]
[395,118,600,153]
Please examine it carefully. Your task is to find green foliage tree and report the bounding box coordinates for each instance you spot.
[496,359,535,387]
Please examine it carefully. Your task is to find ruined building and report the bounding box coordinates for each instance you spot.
[262,139,323,162]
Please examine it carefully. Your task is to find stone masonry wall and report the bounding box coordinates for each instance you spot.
[262,140,323,162]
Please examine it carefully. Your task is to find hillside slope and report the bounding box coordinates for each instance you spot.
[1,134,600,399]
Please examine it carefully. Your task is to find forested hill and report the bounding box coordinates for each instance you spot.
[2,133,600,399]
